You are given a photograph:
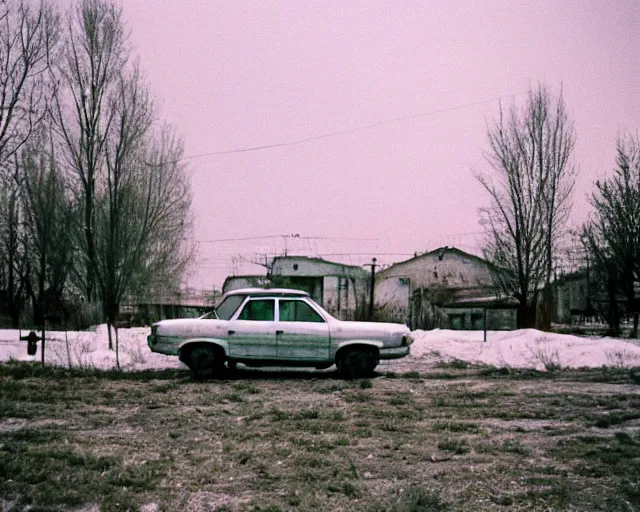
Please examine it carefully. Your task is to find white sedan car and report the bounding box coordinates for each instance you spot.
[148,288,413,378]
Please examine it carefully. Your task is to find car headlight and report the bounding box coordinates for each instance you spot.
[402,335,414,346]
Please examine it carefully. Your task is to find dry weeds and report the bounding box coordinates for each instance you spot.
[0,362,639,511]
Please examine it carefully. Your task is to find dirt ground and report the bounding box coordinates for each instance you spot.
[1,361,639,511]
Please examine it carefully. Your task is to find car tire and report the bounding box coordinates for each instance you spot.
[339,349,377,379]
[185,345,222,379]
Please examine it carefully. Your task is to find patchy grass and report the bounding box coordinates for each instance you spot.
[436,358,469,370]
[0,361,639,511]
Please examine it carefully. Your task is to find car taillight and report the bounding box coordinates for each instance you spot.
[402,335,414,346]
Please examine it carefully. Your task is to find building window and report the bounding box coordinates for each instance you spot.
[448,314,463,330]
[471,312,484,330]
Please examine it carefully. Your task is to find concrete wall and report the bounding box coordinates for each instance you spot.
[323,276,363,320]
[375,276,410,323]
[271,256,368,280]
[379,248,493,289]
[554,274,589,323]
[223,276,269,292]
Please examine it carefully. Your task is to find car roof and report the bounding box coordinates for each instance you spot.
[223,287,310,298]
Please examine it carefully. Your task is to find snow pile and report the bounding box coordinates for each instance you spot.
[409,329,640,371]
[0,326,185,371]
[1,325,640,372]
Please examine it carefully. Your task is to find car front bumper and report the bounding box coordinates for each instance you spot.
[379,345,410,360]
[147,335,181,356]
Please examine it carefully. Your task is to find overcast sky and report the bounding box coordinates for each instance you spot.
[121,0,639,290]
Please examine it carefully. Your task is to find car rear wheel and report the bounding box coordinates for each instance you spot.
[339,348,377,379]
[184,345,223,379]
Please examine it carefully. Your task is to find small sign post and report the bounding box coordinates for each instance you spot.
[483,308,487,343]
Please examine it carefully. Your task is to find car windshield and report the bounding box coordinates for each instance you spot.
[305,297,335,320]
[202,294,246,320]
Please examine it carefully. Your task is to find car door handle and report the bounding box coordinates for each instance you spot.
[228,330,235,335]
[276,330,284,335]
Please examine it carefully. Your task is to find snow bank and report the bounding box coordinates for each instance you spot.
[1,325,639,372]
[0,326,185,371]
[409,328,640,371]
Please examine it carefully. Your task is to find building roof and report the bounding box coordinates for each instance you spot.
[271,255,368,278]
[443,295,519,309]
[379,246,491,275]
[272,255,367,271]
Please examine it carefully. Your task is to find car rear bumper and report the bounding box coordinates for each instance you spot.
[379,345,410,360]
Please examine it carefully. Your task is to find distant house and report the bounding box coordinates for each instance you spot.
[220,256,370,320]
[270,256,369,320]
[223,275,270,293]
[375,247,517,330]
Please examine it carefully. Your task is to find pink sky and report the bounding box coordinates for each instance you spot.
[122,0,640,290]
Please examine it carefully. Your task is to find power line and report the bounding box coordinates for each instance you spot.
[196,235,379,243]
[197,235,281,243]
[195,231,486,244]
[312,252,415,257]
[174,92,527,163]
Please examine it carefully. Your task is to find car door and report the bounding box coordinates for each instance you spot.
[226,298,278,359]
[276,298,330,361]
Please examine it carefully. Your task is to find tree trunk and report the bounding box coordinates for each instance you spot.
[632,313,639,339]
[115,326,120,370]
[36,251,46,329]
[85,200,95,302]
[107,322,113,351]
[517,296,538,329]
[537,285,553,331]
[7,206,22,328]
[606,272,620,337]
[517,299,530,329]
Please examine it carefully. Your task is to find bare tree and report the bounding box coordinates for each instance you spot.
[94,116,193,358]
[51,0,126,302]
[49,0,193,350]
[476,84,576,328]
[0,0,58,170]
[126,124,194,299]
[584,133,640,337]
[20,125,73,328]
[0,168,28,326]
[93,65,153,354]
[51,0,193,355]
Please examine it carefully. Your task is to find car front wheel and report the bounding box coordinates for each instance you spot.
[338,348,377,379]
[184,345,222,379]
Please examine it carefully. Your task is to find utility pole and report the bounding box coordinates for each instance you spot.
[367,258,377,320]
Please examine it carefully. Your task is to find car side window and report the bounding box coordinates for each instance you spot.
[279,300,325,323]
[237,299,275,321]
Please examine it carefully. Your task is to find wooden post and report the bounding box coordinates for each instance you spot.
[41,321,46,365]
[368,258,377,320]
[483,308,487,343]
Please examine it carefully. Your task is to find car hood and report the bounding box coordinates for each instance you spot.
[153,318,226,337]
